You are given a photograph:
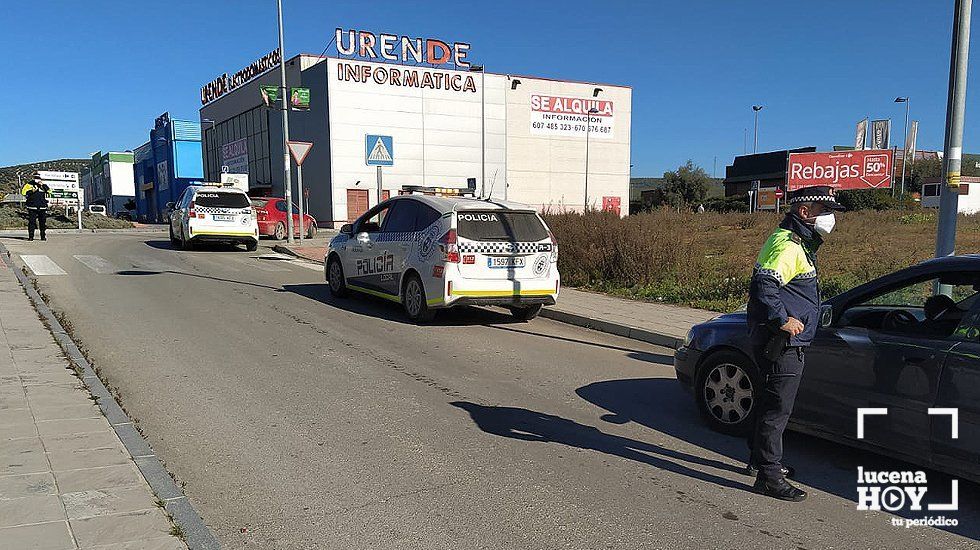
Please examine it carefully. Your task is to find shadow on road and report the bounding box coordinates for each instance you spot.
[280,283,524,327]
[450,401,749,492]
[575,377,980,540]
[484,325,674,364]
[143,240,249,253]
[116,269,281,290]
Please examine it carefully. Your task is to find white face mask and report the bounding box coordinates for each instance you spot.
[813,213,836,236]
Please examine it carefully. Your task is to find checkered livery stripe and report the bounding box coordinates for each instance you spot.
[788,195,835,204]
[458,241,551,254]
[754,263,816,285]
[194,206,251,215]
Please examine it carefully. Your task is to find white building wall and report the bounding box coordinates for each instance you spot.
[505,78,632,214]
[922,181,980,214]
[326,58,506,223]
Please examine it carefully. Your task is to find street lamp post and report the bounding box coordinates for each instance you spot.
[276,0,294,244]
[584,107,599,212]
[470,65,486,198]
[752,105,764,153]
[895,97,910,195]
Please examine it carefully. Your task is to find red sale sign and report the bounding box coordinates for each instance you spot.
[786,150,893,191]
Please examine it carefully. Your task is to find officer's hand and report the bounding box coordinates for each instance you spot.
[781,317,804,336]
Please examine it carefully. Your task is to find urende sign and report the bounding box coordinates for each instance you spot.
[787,149,893,191]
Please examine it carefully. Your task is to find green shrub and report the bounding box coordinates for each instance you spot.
[837,189,903,211]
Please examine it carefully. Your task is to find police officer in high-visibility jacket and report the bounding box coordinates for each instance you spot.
[746,185,844,502]
[21,177,51,241]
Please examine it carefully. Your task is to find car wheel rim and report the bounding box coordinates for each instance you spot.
[406,280,422,316]
[275,224,285,240]
[329,262,342,291]
[703,362,754,424]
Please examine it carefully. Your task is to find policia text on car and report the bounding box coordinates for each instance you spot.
[21,178,51,241]
[745,185,845,502]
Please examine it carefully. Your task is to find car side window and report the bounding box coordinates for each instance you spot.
[355,204,390,233]
[382,201,419,233]
[275,201,288,213]
[414,204,441,231]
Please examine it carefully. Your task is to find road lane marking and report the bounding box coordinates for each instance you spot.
[20,255,67,276]
[287,260,324,271]
[123,255,178,273]
[73,255,117,274]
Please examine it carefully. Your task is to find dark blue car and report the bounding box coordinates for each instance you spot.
[674,255,980,484]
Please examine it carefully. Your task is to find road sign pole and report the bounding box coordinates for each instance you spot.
[936,0,972,271]
[377,166,382,205]
[297,164,305,241]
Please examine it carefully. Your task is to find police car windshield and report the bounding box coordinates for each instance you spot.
[196,192,249,208]
[456,211,548,242]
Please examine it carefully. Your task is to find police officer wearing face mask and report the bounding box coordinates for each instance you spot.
[745,185,844,501]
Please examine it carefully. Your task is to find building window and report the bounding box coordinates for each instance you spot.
[923,184,940,197]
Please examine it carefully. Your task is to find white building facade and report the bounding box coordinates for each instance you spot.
[200,32,631,228]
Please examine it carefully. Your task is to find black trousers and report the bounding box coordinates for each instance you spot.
[27,208,47,239]
[748,345,805,481]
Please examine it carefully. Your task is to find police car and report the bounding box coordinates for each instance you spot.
[168,183,259,251]
[325,194,560,322]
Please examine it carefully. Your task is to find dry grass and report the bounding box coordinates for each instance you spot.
[543,209,980,312]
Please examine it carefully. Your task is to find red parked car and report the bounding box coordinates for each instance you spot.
[251,198,317,240]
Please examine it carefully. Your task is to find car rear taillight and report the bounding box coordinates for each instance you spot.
[256,209,268,220]
[440,229,459,263]
[548,230,558,261]
[188,200,197,219]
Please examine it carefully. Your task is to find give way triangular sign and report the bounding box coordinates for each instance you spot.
[287,141,314,166]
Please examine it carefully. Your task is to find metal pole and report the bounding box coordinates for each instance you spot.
[900,99,910,195]
[936,0,971,267]
[584,114,591,212]
[481,69,486,198]
[276,0,294,244]
[296,164,304,240]
[891,145,898,197]
[376,166,382,205]
[753,110,759,153]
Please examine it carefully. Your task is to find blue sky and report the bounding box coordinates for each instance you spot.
[0,0,975,177]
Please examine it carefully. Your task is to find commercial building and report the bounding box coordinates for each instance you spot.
[132,113,205,222]
[723,147,817,197]
[199,30,632,227]
[80,151,135,216]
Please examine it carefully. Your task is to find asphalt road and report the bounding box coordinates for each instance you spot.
[2,231,978,550]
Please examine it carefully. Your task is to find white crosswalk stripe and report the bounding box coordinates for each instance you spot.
[73,255,118,274]
[287,260,325,271]
[20,255,67,276]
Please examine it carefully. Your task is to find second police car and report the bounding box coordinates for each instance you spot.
[325,194,560,322]
[168,183,259,251]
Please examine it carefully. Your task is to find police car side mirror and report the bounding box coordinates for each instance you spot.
[340,223,353,234]
[819,304,833,328]
[166,202,175,209]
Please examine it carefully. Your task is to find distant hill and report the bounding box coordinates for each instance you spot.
[0,159,90,194]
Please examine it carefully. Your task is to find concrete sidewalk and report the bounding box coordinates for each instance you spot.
[273,240,719,348]
[0,260,187,548]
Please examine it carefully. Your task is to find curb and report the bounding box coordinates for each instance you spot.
[538,308,684,349]
[0,243,221,550]
[272,243,684,349]
[0,227,167,234]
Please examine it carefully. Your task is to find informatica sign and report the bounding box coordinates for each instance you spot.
[786,149,893,191]
[333,28,478,93]
[201,48,282,105]
[530,95,614,140]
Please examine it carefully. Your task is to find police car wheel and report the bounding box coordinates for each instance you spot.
[695,350,760,436]
[169,225,179,247]
[306,223,317,239]
[274,222,287,241]
[245,241,258,252]
[403,274,435,323]
[327,256,348,298]
[510,304,543,321]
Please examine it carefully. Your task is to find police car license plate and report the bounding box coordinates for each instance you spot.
[488,257,525,268]
[213,214,234,222]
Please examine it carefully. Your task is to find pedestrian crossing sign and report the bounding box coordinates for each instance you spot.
[365,135,394,166]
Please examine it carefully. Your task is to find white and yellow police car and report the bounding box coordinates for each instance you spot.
[168,183,259,251]
[325,194,560,322]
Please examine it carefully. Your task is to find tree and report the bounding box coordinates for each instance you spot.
[903,156,941,195]
[648,160,710,209]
